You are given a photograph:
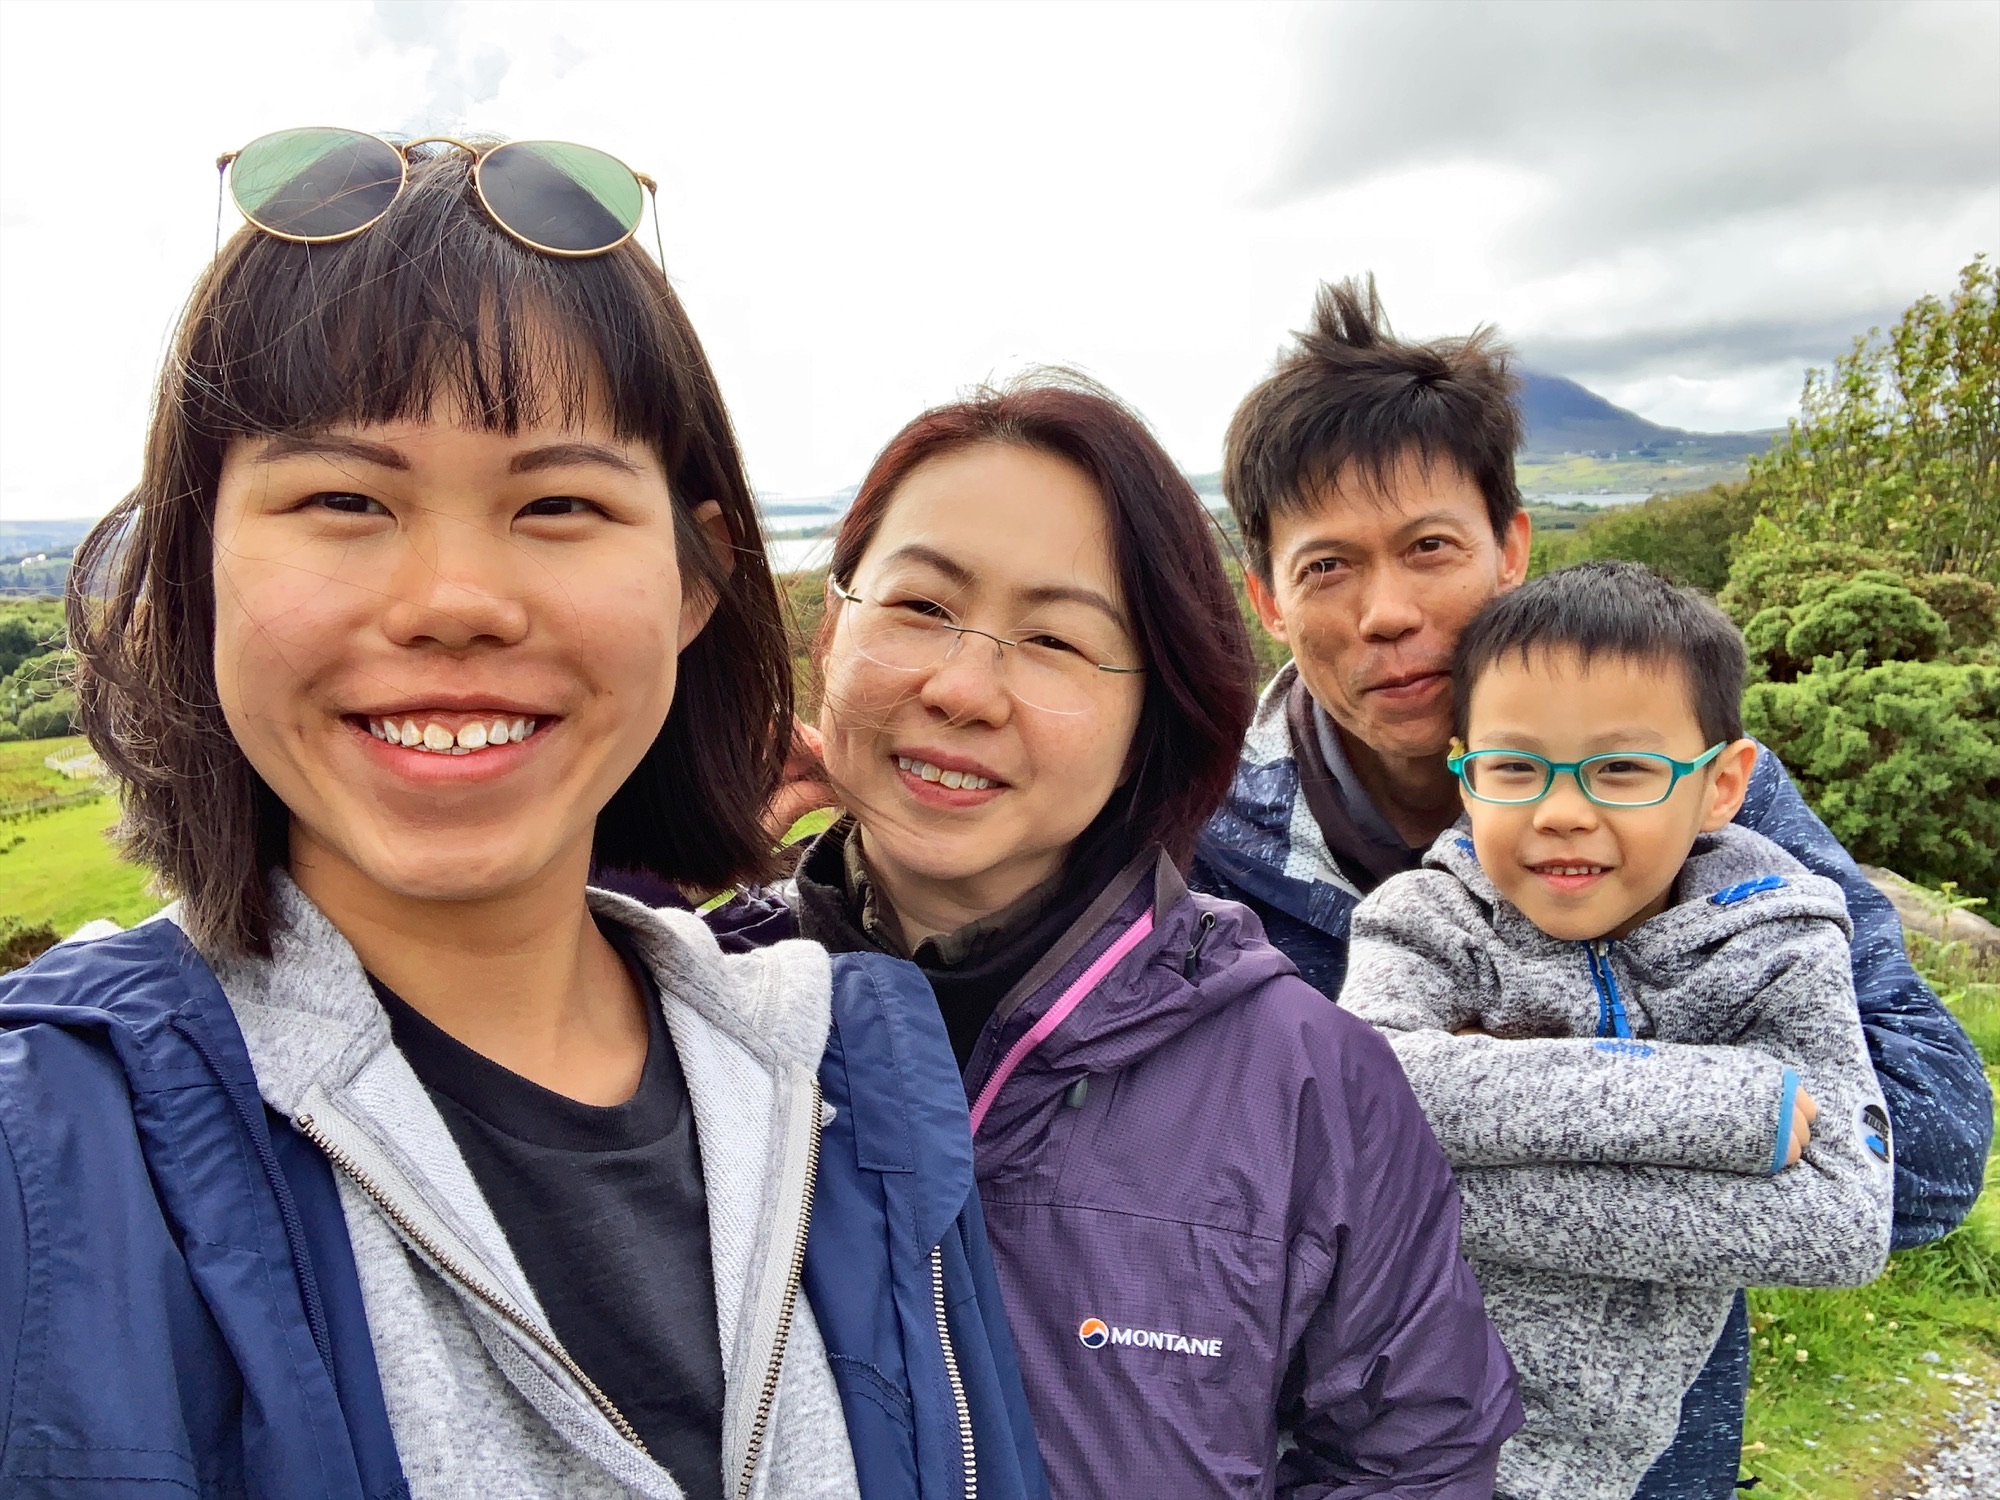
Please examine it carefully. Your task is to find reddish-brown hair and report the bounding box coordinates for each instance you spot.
[823,371,1255,866]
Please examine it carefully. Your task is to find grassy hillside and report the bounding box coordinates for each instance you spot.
[0,736,157,936]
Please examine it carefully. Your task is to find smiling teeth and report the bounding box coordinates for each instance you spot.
[367,716,538,753]
[896,755,995,790]
[1540,865,1606,876]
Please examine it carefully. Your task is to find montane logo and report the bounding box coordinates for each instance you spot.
[1077,1316,1221,1357]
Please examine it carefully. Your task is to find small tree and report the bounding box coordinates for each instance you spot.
[1748,256,1999,581]
[1744,659,2000,902]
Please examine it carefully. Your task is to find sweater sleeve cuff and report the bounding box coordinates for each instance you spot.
[1768,1067,1801,1176]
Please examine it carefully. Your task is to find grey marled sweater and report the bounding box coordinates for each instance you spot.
[208,877,860,1500]
[1342,822,1894,1500]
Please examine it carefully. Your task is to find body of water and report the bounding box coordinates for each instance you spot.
[1526,493,1654,507]
[766,535,837,576]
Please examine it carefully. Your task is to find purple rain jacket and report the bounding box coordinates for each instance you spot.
[683,846,1522,1499]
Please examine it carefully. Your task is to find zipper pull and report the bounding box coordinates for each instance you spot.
[1182,911,1217,980]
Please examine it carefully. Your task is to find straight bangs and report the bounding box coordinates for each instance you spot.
[71,145,790,954]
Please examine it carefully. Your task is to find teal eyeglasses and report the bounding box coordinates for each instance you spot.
[1447,742,1725,808]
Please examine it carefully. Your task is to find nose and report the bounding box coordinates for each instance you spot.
[1353,567,1424,643]
[1532,772,1600,835]
[916,629,1014,727]
[379,512,532,651]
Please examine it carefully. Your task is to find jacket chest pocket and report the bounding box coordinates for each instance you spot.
[981,1199,1287,1499]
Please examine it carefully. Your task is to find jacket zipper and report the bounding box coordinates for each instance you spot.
[735,1077,823,1500]
[1583,941,1632,1039]
[930,1243,978,1500]
[292,1110,652,1459]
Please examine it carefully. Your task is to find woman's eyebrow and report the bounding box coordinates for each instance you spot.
[256,433,408,469]
[509,442,644,476]
[878,545,1123,623]
[1018,582,1125,623]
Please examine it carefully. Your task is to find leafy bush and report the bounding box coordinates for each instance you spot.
[14,690,77,741]
[1528,484,1759,592]
[1744,579,1952,682]
[1783,580,1949,667]
[1717,534,1917,622]
[1743,659,2000,901]
[0,916,59,975]
[1747,255,1999,581]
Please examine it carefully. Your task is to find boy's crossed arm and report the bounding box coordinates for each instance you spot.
[1344,877,1805,1177]
[1344,884,1894,1291]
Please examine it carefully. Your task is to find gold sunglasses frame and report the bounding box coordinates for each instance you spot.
[215,128,660,260]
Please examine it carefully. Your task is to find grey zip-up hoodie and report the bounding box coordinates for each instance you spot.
[207,876,860,1500]
[1342,823,1894,1500]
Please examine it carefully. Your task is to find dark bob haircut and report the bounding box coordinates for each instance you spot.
[824,371,1256,867]
[1452,561,1747,746]
[68,142,792,956]
[1224,274,1523,579]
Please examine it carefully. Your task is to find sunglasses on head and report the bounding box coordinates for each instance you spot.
[217,126,658,258]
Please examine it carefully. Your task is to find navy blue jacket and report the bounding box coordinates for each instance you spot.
[0,922,1047,1500]
[1196,744,1992,1251]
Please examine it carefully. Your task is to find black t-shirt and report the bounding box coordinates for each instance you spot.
[372,935,725,1500]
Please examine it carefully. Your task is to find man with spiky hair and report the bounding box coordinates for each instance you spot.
[1192,277,1992,1497]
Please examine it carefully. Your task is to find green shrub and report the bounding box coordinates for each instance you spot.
[1744,659,2000,901]
[14,690,77,741]
[1911,571,2000,649]
[0,916,59,975]
[1718,534,1923,624]
[1526,485,1760,591]
[1780,580,1949,674]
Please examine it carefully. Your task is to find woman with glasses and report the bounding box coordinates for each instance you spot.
[655,374,1522,1497]
[0,132,1044,1500]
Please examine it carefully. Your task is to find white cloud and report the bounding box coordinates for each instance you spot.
[1,0,1994,520]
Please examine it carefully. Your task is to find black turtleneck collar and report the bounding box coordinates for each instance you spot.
[793,817,1137,1069]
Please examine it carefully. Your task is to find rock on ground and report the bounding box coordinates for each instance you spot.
[1892,1389,2000,1500]
[1861,866,2000,954]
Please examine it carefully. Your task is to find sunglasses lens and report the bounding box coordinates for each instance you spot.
[230,128,404,240]
[477,140,645,254]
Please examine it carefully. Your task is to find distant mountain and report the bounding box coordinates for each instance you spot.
[0,518,94,559]
[1517,371,1777,461]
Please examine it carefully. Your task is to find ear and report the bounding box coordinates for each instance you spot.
[677,500,735,651]
[1243,567,1289,644]
[1498,509,1532,591]
[1697,738,1760,831]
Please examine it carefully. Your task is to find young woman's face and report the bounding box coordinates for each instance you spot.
[818,443,1146,919]
[211,412,716,907]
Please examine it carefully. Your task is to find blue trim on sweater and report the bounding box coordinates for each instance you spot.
[1770,1068,1802,1176]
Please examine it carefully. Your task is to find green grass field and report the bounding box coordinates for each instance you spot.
[1516,453,1751,496]
[0,736,160,933]
[1738,936,2000,1496]
[0,733,1994,1494]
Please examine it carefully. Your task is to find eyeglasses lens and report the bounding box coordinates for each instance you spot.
[1463,755,1550,803]
[846,601,1095,716]
[231,128,404,240]
[1580,757,1674,806]
[477,141,645,255]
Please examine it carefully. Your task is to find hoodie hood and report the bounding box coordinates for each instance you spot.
[1424,819,1854,975]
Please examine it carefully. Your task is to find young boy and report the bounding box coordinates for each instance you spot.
[1341,561,1895,1499]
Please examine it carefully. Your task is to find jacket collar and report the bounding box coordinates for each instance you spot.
[1423,819,1855,964]
[1197,662,1367,935]
[207,873,837,1498]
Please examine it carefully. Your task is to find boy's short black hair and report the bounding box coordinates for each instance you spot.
[1223,274,1523,580]
[1452,561,1747,744]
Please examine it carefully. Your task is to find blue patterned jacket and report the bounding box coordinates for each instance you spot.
[1192,664,1992,1252]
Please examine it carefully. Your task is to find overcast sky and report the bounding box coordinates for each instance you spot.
[2,0,1995,520]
